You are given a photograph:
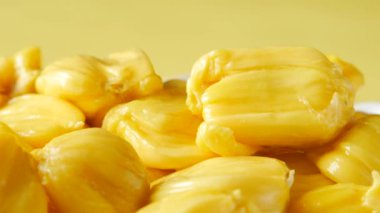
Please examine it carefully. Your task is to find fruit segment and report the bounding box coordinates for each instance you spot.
[187,47,357,149]
[308,115,380,185]
[103,80,213,169]
[288,171,380,213]
[139,156,292,213]
[0,122,48,213]
[35,49,163,126]
[0,94,85,148]
[328,55,364,91]
[139,190,265,213]
[0,47,41,101]
[33,128,149,213]
[267,153,334,204]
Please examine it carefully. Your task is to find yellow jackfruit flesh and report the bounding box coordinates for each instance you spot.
[196,122,258,156]
[188,47,356,151]
[263,153,334,202]
[328,55,364,91]
[103,80,213,169]
[140,190,267,213]
[0,94,85,148]
[32,128,149,213]
[0,47,41,101]
[139,156,292,213]
[289,171,380,213]
[308,115,380,185]
[0,122,48,213]
[0,46,369,211]
[145,168,174,183]
[35,49,163,126]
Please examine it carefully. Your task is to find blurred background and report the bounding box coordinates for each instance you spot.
[0,0,379,100]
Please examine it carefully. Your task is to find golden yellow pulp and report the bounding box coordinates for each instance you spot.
[309,115,380,185]
[0,122,48,213]
[263,153,334,202]
[35,49,163,126]
[0,46,373,212]
[103,80,213,169]
[145,168,174,183]
[289,172,380,213]
[0,47,41,105]
[327,56,364,91]
[32,128,149,213]
[0,94,85,148]
[188,47,357,152]
[196,121,258,156]
[139,156,292,213]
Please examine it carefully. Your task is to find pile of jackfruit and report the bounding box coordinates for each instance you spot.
[1,46,379,213]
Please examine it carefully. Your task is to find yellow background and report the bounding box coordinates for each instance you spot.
[0,0,379,100]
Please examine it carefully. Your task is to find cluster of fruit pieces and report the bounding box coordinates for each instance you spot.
[0,46,379,213]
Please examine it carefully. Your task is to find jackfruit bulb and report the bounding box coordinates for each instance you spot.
[32,128,149,213]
